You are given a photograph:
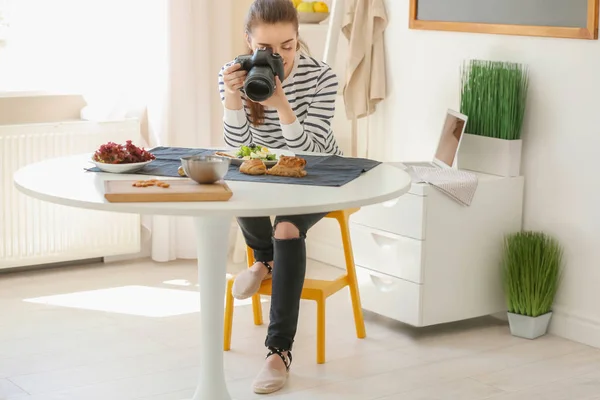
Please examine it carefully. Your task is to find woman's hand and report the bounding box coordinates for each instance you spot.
[222,63,247,110]
[258,76,296,124]
[258,76,289,111]
[222,63,247,95]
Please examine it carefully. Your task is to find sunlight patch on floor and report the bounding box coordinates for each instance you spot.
[23,285,265,317]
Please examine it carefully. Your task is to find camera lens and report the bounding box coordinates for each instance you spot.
[244,66,275,102]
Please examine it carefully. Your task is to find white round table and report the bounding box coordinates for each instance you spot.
[13,153,412,400]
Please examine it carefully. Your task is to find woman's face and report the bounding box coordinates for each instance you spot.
[247,22,298,79]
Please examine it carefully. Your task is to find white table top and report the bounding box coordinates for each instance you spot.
[13,153,412,217]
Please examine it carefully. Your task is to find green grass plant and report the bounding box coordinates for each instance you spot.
[460,59,530,140]
[502,231,563,318]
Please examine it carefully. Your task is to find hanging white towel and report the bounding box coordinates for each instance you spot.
[341,0,388,157]
[341,0,388,120]
[409,167,479,206]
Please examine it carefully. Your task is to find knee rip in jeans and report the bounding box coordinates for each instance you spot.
[273,221,301,240]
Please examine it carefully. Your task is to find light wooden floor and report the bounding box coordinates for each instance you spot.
[1,258,599,400]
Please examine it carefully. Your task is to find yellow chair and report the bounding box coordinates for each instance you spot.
[223,208,366,364]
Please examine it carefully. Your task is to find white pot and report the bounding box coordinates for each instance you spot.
[507,311,552,340]
[457,134,522,177]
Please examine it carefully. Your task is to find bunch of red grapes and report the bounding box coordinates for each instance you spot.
[93,140,156,164]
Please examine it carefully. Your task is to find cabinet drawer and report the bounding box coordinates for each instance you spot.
[350,193,426,239]
[356,266,423,327]
[350,224,424,283]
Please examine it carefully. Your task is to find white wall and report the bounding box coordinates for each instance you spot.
[313,0,600,347]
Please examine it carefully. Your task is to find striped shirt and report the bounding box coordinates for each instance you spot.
[218,53,342,155]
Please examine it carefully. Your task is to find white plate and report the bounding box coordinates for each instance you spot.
[90,159,153,174]
[221,149,295,167]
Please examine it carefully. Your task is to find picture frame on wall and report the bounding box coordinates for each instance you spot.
[409,0,599,40]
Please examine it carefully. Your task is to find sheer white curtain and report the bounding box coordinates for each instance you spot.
[144,0,235,262]
[81,0,236,262]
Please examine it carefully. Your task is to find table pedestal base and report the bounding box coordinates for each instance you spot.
[189,216,234,400]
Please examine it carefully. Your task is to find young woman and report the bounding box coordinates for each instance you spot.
[218,0,342,394]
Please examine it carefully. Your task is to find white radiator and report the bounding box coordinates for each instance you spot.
[0,119,142,270]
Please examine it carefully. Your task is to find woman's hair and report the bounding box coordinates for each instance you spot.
[244,0,309,126]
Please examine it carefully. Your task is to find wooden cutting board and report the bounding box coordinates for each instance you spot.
[104,178,233,202]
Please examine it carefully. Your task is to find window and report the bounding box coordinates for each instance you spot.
[0,0,9,45]
[0,0,166,93]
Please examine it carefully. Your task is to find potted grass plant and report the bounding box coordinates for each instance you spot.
[502,231,563,339]
[457,59,530,177]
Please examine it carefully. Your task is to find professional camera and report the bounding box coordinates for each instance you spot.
[235,48,285,102]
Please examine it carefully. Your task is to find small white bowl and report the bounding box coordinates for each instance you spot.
[298,12,330,24]
[90,159,153,174]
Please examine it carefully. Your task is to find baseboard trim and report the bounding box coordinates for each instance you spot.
[549,306,600,349]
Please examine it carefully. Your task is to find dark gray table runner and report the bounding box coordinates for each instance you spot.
[87,147,381,187]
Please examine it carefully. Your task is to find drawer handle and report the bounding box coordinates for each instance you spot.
[370,232,397,249]
[370,274,398,293]
[382,198,400,208]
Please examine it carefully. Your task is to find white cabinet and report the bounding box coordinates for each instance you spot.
[350,192,427,240]
[350,224,424,283]
[349,163,525,327]
[355,266,423,326]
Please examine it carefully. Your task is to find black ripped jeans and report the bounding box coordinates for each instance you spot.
[237,213,327,351]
